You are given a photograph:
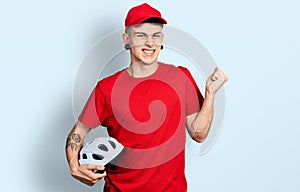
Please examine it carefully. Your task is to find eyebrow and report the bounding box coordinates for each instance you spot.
[134,32,162,35]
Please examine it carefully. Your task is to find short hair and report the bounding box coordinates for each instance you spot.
[125,17,164,34]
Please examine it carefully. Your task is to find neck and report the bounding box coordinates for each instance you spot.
[128,61,159,78]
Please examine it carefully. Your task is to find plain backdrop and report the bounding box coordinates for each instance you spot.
[0,0,299,191]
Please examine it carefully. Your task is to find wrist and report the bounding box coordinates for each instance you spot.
[69,158,80,173]
[205,88,215,98]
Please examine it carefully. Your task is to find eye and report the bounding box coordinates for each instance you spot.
[153,34,161,38]
[136,34,146,38]
[82,153,87,159]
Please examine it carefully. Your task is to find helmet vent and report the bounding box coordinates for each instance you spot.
[92,154,104,160]
[98,144,109,152]
[108,140,116,149]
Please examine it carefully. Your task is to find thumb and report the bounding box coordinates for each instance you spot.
[214,66,219,73]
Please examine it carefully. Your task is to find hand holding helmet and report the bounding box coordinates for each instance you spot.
[79,137,124,173]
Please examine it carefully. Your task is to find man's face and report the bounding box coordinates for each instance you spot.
[124,23,164,65]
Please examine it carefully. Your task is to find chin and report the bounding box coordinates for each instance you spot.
[140,58,157,65]
[139,52,160,65]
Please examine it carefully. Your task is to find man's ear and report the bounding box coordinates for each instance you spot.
[122,33,130,44]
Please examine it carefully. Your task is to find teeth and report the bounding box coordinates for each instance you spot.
[143,49,154,55]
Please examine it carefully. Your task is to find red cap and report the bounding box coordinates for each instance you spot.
[125,3,167,27]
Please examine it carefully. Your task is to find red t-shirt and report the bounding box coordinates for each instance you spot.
[79,63,203,192]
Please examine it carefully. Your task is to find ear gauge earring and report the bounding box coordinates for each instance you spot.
[161,45,164,50]
[125,44,131,50]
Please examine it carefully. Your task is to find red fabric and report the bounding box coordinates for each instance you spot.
[125,3,167,27]
[78,63,203,191]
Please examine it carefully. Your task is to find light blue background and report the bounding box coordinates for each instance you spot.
[1,0,299,191]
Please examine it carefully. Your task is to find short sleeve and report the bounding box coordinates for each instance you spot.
[178,66,204,116]
[78,83,105,128]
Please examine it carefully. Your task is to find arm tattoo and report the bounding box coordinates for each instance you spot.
[69,143,78,152]
[65,136,80,152]
[71,133,81,143]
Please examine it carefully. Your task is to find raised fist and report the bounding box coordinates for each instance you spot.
[206,67,228,95]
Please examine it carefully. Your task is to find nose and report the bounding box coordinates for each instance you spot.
[145,36,154,46]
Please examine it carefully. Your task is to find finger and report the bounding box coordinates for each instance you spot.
[217,71,228,83]
[93,170,107,178]
[85,172,104,183]
[78,165,101,179]
[210,67,220,80]
[94,165,106,170]
[212,73,218,81]
[214,66,219,73]
[84,172,106,183]
[87,170,106,180]
[223,74,228,82]
[214,70,228,83]
[206,77,213,86]
[73,175,97,186]
[82,179,99,186]
[83,164,105,171]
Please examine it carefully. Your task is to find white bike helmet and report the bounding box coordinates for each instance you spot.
[79,137,124,166]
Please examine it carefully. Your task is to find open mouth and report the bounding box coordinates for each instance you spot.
[142,49,155,56]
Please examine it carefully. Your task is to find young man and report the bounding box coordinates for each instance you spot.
[66,3,228,191]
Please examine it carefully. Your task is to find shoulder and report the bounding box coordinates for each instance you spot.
[93,69,125,97]
[96,70,124,88]
[158,62,192,77]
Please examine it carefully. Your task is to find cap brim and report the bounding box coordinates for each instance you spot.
[127,16,167,27]
[142,16,167,24]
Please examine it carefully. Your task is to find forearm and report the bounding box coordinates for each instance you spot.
[65,122,90,172]
[191,90,215,143]
[65,122,106,186]
[189,66,227,142]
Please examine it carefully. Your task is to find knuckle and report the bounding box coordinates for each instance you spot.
[87,182,93,186]
[91,179,98,185]
[71,170,80,178]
